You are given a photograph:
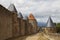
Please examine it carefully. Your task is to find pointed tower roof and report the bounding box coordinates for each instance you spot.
[23,16,28,20]
[28,13,35,20]
[17,12,23,18]
[46,16,54,27]
[8,4,17,13]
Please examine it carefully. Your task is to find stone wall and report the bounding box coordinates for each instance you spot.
[17,18,21,35]
[0,5,21,40]
[28,19,38,33]
[26,22,33,34]
[12,13,20,37]
[27,23,32,34]
[42,27,56,33]
[20,19,25,36]
[0,5,39,40]
[25,21,32,35]
[0,5,13,40]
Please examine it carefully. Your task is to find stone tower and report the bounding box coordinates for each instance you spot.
[8,4,20,37]
[18,12,26,36]
[23,16,32,35]
[43,17,56,33]
[28,13,38,33]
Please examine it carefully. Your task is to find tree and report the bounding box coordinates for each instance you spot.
[56,23,60,33]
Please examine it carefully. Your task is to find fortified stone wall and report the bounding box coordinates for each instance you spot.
[17,18,21,35]
[20,19,25,36]
[27,23,32,34]
[12,13,20,37]
[24,20,28,35]
[0,5,38,40]
[0,5,13,40]
[42,27,56,33]
[25,21,32,35]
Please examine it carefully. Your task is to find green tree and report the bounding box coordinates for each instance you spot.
[56,23,60,33]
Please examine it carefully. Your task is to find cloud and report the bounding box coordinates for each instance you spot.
[0,0,60,23]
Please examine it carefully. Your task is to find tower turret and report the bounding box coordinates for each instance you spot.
[47,16,55,27]
[43,16,56,33]
[28,13,38,33]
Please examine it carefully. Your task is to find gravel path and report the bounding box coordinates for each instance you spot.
[7,32,60,40]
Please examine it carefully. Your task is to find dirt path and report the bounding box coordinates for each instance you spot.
[25,33,40,40]
[12,33,41,40]
[7,32,60,40]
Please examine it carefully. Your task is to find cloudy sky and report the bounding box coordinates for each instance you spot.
[0,0,60,23]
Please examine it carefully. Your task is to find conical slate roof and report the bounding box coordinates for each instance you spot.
[23,16,28,20]
[46,17,54,27]
[17,12,23,18]
[8,4,17,13]
[28,13,35,19]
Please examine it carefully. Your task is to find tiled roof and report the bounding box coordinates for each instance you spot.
[28,13,35,19]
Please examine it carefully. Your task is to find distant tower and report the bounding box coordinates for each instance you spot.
[43,16,56,33]
[8,4,17,13]
[47,16,55,27]
[28,13,38,33]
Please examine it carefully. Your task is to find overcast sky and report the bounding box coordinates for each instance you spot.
[0,0,60,23]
